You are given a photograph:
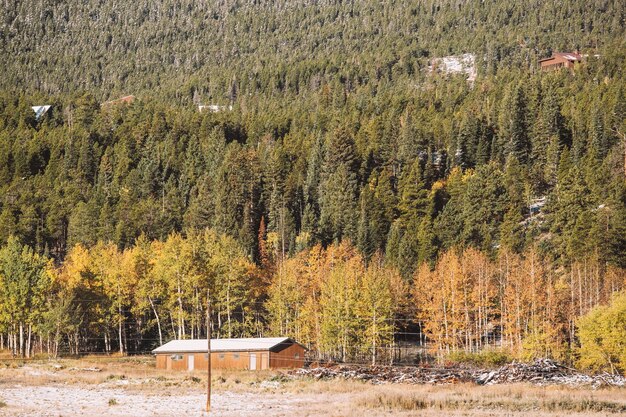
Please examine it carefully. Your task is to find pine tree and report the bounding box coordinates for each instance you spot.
[455,113,480,169]
[461,163,508,253]
[498,83,529,164]
[531,83,566,190]
[319,127,360,243]
[301,134,325,244]
[546,149,591,263]
[398,159,429,223]
[589,106,608,160]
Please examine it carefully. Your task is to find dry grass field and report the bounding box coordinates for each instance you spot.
[0,355,624,416]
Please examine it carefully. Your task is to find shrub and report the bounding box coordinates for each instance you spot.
[577,291,626,375]
[448,349,512,367]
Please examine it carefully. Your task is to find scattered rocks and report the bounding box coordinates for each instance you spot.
[68,367,102,372]
[259,380,281,389]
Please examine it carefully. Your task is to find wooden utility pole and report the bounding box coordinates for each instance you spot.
[206,287,211,412]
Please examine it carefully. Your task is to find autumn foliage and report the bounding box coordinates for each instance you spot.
[0,232,625,373]
[413,247,625,366]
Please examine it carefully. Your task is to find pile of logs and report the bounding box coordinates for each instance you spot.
[476,358,625,387]
[291,365,476,385]
[289,359,626,387]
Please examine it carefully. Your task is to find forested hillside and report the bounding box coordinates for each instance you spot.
[2,0,625,100]
[0,0,625,372]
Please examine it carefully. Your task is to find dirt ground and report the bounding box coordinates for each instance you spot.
[0,357,624,417]
[0,385,346,417]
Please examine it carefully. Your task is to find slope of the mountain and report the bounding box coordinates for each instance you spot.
[1,0,624,100]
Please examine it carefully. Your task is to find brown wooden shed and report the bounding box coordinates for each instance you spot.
[152,337,306,371]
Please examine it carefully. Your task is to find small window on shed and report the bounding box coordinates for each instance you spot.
[171,354,183,361]
[204,353,209,359]
[295,353,300,359]
[232,353,240,359]
[218,353,225,360]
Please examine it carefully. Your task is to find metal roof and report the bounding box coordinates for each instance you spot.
[31,105,51,120]
[559,53,581,61]
[152,337,301,354]
[539,52,583,63]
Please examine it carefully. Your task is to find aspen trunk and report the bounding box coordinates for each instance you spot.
[26,323,32,358]
[371,309,377,366]
[226,281,232,338]
[169,312,176,337]
[149,296,163,346]
[177,278,185,339]
[19,322,24,357]
[118,305,124,355]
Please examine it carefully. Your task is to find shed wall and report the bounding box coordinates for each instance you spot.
[169,354,188,371]
[270,343,305,368]
[156,354,167,369]
[540,56,576,70]
[156,350,273,370]
[197,351,264,370]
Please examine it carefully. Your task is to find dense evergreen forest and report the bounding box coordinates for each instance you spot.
[0,0,625,372]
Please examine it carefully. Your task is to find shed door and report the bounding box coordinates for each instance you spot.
[249,353,257,370]
[260,353,268,370]
[188,354,194,371]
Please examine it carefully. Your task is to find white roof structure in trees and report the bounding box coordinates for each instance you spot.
[198,104,233,113]
[152,337,303,353]
[31,105,51,120]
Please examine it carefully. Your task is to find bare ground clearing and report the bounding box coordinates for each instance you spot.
[0,357,624,416]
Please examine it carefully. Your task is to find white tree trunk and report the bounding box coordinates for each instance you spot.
[19,322,24,357]
[149,296,163,346]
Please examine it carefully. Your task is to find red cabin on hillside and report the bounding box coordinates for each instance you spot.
[539,52,582,71]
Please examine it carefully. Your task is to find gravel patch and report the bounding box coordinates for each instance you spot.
[0,385,309,417]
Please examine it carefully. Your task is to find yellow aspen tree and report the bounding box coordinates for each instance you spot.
[129,235,167,346]
[266,253,307,340]
[413,250,464,357]
[56,243,103,354]
[498,248,525,353]
[518,248,550,360]
[202,230,257,338]
[413,262,440,352]
[56,244,91,291]
[319,243,363,362]
[152,233,190,339]
[298,245,326,357]
[91,242,128,354]
[356,255,399,364]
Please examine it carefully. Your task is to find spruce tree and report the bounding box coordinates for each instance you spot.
[498,83,529,164]
[319,126,360,244]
